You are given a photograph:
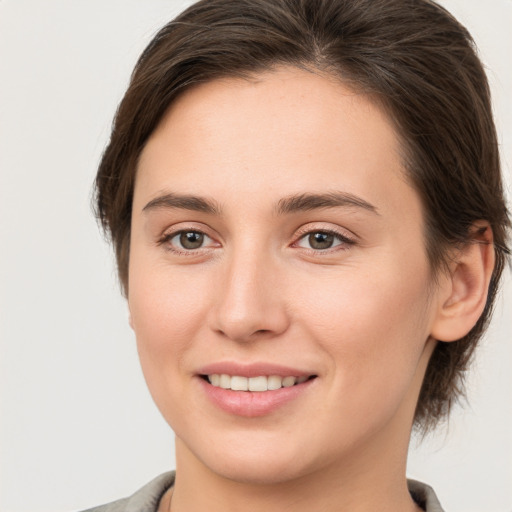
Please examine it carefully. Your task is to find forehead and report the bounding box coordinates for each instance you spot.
[146,67,399,156]
[136,66,413,220]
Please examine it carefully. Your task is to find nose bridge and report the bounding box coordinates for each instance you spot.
[211,240,288,342]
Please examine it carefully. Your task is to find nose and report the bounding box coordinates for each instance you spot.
[209,248,290,343]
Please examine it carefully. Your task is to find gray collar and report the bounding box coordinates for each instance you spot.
[408,478,446,511]
[82,472,446,512]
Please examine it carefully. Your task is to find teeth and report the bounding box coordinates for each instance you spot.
[267,375,282,391]
[282,376,296,387]
[231,376,248,391]
[248,376,267,392]
[219,374,231,389]
[207,374,308,391]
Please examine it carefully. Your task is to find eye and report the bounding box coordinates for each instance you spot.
[162,230,216,251]
[296,230,354,251]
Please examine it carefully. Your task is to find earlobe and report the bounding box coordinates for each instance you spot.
[430,222,495,342]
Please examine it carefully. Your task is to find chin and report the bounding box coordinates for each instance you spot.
[205,453,314,485]
[178,429,324,485]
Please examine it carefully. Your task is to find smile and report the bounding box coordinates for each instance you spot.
[200,372,317,417]
[206,374,310,391]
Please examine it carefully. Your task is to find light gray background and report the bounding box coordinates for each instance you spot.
[0,1,510,511]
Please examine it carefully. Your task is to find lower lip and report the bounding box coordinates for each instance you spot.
[199,377,315,417]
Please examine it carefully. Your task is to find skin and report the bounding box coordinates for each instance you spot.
[128,67,491,512]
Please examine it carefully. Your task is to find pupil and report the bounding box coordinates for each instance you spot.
[309,232,334,250]
[180,231,204,249]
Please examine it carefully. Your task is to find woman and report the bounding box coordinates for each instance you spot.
[88,0,509,510]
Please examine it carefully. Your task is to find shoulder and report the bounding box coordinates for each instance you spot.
[408,479,445,512]
[80,472,175,512]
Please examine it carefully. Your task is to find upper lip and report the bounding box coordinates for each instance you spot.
[197,361,315,378]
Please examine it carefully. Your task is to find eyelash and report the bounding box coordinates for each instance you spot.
[157,227,356,255]
[157,228,218,255]
[293,227,356,253]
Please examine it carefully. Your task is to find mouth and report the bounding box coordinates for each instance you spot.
[196,363,318,416]
[201,374,316,391]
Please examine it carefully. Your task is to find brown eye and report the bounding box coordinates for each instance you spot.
[162,229,218,254]
[179,231,205,249]
[296,230,354,252]
[308,232,335,250]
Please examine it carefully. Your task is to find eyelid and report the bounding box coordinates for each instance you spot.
[292,224,357,251]
[157,223,221,253]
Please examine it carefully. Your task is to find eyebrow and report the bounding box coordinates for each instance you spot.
[142,190,379,216]
[276,191,379,216]
[142,192,221,215]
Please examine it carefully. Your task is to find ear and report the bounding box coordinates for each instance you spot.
[430,222,495,342]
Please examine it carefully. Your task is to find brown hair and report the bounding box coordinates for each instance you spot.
[94,0,510,431]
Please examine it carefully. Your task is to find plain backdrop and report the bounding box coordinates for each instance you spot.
[0,1,510,511]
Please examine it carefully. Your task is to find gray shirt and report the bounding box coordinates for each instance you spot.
[82,472,445,512]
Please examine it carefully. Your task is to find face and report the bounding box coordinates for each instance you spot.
[129,67,442,484]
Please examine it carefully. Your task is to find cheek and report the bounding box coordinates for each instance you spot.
[127,260,215,427]
[294,258,433,410]
[129,256,210,340]
[298,262,431,339]
[127,256,211,389]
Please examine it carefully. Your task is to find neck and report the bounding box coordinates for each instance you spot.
[169,424,420,512]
